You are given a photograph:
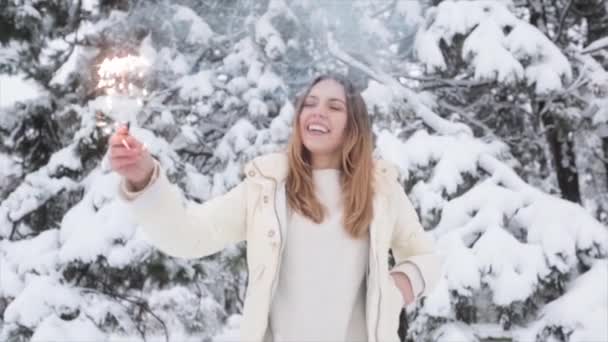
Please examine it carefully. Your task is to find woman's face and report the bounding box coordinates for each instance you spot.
[298,79,348,159]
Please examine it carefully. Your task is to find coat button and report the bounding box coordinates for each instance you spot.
[263,195,269,203]
[267,230,276,238]
[381,167,387,173]
[248,170,256,177]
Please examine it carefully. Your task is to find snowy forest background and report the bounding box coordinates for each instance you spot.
[1,0,607,341]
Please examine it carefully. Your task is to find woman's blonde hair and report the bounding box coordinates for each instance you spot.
[286,74,375,239]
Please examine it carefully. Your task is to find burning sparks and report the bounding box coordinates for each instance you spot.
[95,54,149,135]
[97,54,149,84]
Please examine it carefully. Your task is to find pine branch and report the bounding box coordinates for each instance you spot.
[436,99,501,142]
[553,0,574,42]
[326,31,551,200]
[371,0,398,18]
[326,32,472,136]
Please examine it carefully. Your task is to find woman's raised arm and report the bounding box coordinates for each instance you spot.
[117,159,248,259]
[108,125,247,259]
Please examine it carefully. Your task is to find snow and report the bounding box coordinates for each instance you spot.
[255,0,290,60]
[184,169,212,201]
[0,153,22,193]
[1,229,60,277]
[269,101,295,141]
[17,4,41,20]
[361,16,392,43]
[257,69,285,96]
[215,119,258,162]
[0,255,23,298]
[59,173,147,266]
[578,56,608,125]
[515,259,608,342]
[177,70,215,101]
[1,1,606,341]
[582,36,608,54]
[376,129,507,196]
[158,47,190,75]
[31,314,106,342]
[440,235,480,297]
[223,38,259,76]
[255,17,286,60]
[415,0,572,93]
[474,226,547,305]
[226,76,249,95]
[362,80,396,114]
[145,285,225,335]
[3,275,81,328]
[396,0,423,25]
[413,276,452,318]
[248,97,269,117]
[81,0,100,15]
[378,125,607,340]
[504,22,572,92]
[212,314,242,342]
[413,29,446,72]
[87,95,140,125]
[38,38,71,68]
[434,180,525,239]
[50,45,99,86]
[172,5,214,46]
[138,35,157,64]
[247,60,264,84]
[0,168,78,225]
[47,145,83,173]
[432,322,479,342]
[515,194,608,270]
[0,74,44,108]
[462,19,524,83]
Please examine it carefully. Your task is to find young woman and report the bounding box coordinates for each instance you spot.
[109,74,441,342]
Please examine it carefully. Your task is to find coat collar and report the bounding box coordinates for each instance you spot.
[244,151,399,186]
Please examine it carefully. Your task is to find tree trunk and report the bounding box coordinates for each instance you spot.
[528,1,583,203]
[541,113,582,202]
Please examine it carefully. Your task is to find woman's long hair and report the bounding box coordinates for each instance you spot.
[286,74,375,239]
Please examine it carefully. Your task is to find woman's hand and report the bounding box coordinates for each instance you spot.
[391,272,415,306]
[108,124,155,191]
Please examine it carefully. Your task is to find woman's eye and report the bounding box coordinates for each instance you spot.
[331,106,343,111]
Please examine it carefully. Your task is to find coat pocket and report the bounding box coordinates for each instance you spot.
[384,274,404,339]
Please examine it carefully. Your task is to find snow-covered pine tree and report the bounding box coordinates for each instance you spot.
[347,1,608,341]
[1,0,606,342]
[0,0,289,340]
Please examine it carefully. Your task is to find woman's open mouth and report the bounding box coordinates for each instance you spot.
[306,123,330,136]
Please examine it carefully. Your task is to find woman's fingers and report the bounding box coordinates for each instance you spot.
[110,134,144,154]
[111,144,141,158]
[107,124,151,177]
[111,153,141,169]
[123,135,143,150]
[115,125,128,135]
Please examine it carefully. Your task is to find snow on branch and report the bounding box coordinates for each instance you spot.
[327,32,472,136]
[414,1,572,94]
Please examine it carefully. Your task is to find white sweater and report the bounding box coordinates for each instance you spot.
[268,169,369,342]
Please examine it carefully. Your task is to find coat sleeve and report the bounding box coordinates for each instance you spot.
[117,159,247,259]
[389,184,442,299]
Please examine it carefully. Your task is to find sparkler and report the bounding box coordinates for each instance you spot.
[95,54,150,149]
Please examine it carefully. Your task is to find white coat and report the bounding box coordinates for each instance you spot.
[119,152,441,341]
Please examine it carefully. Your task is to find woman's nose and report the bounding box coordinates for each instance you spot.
[311,109,327,119]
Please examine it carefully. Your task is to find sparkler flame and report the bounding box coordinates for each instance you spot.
[95,54,150,135]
